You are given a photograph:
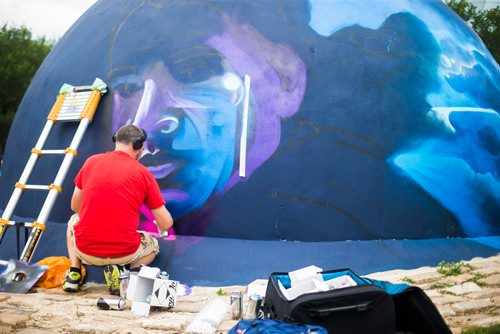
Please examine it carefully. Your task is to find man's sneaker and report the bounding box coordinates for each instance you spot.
[62,270,83,292]
[104,265,125,296]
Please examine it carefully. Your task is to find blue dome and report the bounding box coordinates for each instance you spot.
[0,0,498,285]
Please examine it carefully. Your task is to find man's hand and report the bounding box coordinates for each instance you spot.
[153,219,169,237]
[151,205,173,233]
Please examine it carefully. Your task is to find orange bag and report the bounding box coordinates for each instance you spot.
[35,256,86,289]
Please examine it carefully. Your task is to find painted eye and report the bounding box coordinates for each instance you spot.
[221,73,242,91]
[114,82,144,98]
[112,74,144,97]
[156,116,180,134]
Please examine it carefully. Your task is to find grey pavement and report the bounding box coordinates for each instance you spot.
[0,255,499,333]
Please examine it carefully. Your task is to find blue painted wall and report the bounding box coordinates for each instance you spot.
[0,1,498,282]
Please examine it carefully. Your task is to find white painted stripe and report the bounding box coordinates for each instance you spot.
[239,75,251,178]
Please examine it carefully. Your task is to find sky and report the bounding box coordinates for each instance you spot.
[0,0,99,40]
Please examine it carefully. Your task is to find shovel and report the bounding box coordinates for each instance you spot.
[0,259,48,293]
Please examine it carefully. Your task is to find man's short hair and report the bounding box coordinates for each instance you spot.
[113,125,146,146]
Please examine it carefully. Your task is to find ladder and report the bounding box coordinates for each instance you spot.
[0,78,107,263]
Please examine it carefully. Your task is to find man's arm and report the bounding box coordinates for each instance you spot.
[151,205,174,232]
[71,186,82,214]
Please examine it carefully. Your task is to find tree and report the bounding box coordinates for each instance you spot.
[446,0,500,64]
[0,24,53,156]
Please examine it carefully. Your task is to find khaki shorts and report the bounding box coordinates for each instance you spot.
[67,214,159,266]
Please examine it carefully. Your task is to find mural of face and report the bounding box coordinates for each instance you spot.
[110,12,306,223]
[112,62,241,217]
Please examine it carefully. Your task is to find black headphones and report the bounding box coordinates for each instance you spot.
[112,127,148,150]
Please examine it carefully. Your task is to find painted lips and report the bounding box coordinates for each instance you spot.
[146,161,178,179]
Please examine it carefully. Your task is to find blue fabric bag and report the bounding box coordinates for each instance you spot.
[228,318,328,334]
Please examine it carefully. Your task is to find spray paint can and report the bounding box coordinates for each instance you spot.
[230,291,243,320]
[96,297,126,310]
[159,271,169,280]
[245,294,263,319]
[118,272,130,299]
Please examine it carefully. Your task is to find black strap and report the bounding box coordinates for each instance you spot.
[308,300,374,317]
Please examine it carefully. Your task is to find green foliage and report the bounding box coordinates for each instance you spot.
[216,288,229,296]
[437,261,472,276]
[0,23,53,153]
[461,324,500,334]
[446,0,500,63]
[466,273,487,287]
[401,277,416,284]
[429,281,454,290]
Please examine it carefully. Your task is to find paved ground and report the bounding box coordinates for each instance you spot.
[0,254,498,333]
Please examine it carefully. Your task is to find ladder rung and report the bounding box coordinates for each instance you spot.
[58,111,84,117]
[60,109,85,114]
[74,85,93,92]
[23,184,50,190]
[63,100,90,105]
[39,150,66,155]
[60,107,85,112]
[57,111,82,116]
[62,99,89,105]
[56,115,83,121]
[59,101,87,112]
[70,90,92,95]
[65,94,90,99]
[22,184,63,192]
[60,103,86,109]
[65,94,91,101]
[1,220,34,228]
[68,90,91,95]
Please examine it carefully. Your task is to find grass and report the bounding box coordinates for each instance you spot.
[216,288,229,296]
[401,277,416,284]
[462,324,500,334]
[466,273,488,287]
[429,281,454,290]
[437,261,473,276]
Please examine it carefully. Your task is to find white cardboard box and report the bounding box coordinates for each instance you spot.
[127,266,178,316]
[324,275,357,290]
[287,278,329,300]
[289,265,323,287]
[246,279,268,298]
[138,266,161,279]
[150,278,178,307]
[127,272,155,303]
[278,277,329,300]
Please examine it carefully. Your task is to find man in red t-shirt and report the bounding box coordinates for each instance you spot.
[63,125,173,294]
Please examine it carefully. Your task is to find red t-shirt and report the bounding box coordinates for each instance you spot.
[74,151,165,258]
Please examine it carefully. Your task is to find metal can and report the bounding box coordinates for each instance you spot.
[96,297,126,310]
[118,272,130,299]
[230,291,243,320]
[245,294,263,319]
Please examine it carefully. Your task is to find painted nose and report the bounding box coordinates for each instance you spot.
[134,79,157,160]
[134,79,156,125]
[140,139,159,159]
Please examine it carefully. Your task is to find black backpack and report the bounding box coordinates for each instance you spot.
[262,268,451,334]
